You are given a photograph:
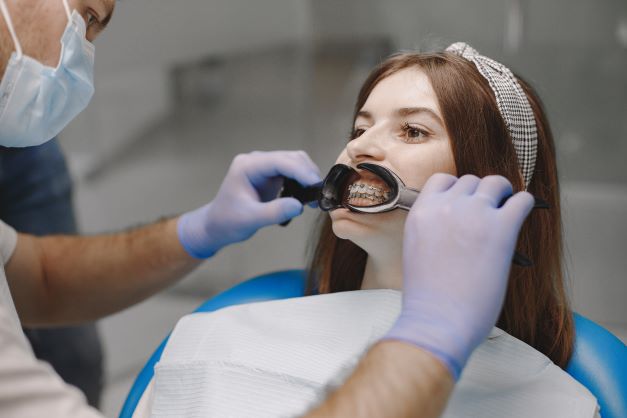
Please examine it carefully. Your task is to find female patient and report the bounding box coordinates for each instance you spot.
[310,44,569,365]
[137,43,599,418]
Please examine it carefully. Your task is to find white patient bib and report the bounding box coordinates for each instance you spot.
[149,290,598,418]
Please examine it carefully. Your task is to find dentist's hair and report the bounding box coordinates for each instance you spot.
[306,51,574,369]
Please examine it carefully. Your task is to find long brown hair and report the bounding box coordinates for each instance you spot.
[306,52,574,368]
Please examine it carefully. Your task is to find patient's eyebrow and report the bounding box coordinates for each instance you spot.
[355,110,374,122]
[397,107,444,126]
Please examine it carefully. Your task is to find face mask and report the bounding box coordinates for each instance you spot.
[0,0,95,148]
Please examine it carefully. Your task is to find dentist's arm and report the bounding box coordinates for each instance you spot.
[6,151,320,326]
[306,174,535,418]
[306,341,453,418]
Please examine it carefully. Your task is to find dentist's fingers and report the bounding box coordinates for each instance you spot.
[500,191,535,230]
[241,151,322,188]
[420,173,458,194]
[447,174,481,196]
[253,197,304,227]
[295,150,322,179]
[474,175,514,207]
[258,176,284,202]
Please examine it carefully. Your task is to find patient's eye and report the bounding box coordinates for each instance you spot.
[401,123,429,143]
[350,127,366,140]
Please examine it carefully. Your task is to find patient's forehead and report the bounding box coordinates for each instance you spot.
[360,68,442,119]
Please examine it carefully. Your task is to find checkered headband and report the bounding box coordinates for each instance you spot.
[445,42,537,189]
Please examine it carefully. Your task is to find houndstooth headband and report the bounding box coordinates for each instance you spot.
[445,42,537,189]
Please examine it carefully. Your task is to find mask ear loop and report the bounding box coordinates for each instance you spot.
[0,0,23,59]
[62,0,73,21]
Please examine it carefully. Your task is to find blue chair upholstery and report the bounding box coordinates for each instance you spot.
[120,269,626,418]
[567,314,627,418]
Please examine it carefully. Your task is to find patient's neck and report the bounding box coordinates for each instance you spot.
[360,251,403,291]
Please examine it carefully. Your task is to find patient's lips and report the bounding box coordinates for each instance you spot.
[345,170,391,207]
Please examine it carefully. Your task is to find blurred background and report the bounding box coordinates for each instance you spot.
[54,0,626,415]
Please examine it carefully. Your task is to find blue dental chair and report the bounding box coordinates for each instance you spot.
[120,269,627,418]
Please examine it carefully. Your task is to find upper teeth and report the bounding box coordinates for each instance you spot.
[347,183,390,202]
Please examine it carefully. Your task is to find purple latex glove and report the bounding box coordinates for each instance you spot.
[383,174,535,380]
[177,151,321,258]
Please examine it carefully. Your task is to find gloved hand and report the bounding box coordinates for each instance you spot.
[383,173,535,380]
[177,150,321,258]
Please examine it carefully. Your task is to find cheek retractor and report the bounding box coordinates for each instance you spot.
[280,163,417,214]
[342,163,418,213]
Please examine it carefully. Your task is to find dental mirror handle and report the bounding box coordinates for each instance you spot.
[396,188,420,210]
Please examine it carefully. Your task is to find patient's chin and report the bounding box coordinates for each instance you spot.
[332,221,404,261]
[330,216,388,250]
[331,217,372,241]
[332,219,359,240]
[330,209,405,243]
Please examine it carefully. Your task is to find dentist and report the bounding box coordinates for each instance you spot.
[0,1,533,417]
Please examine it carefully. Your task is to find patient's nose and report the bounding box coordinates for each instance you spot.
[346,130,385,163]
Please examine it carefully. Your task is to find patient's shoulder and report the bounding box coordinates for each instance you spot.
[161,289,402,365]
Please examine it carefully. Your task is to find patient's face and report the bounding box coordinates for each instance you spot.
[330,68,456,255]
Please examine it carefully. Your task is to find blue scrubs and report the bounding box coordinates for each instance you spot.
[0,139,104,407]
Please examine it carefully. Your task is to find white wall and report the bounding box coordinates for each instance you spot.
[61,0,312,178]
[562,182,627,325]
[93,0,311,74]
[373,0,625,51]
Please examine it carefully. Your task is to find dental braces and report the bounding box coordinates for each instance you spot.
[347,183,390,203]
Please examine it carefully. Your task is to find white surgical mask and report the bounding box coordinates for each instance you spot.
[0,0,95,148]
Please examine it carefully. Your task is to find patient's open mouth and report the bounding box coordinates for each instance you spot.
[346,181,391,207]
